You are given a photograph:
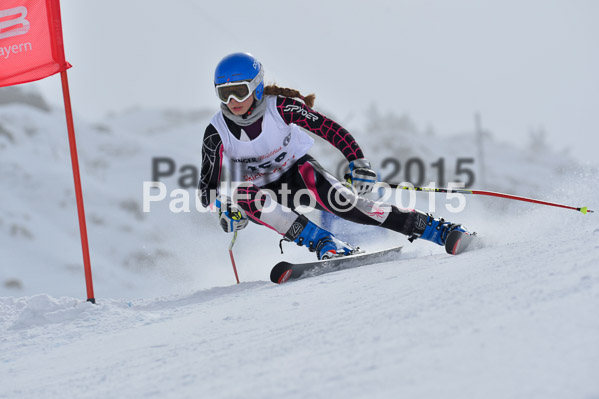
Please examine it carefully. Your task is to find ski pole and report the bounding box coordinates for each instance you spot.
[229,231,240,284]
[380,183,594,215]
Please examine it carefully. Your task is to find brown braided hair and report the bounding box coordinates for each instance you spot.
[263,84,316,108]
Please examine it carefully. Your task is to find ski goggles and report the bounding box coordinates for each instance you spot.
[215,68,264,104]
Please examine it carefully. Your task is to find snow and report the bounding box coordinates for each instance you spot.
[1,90,598,398]
[2,229,598,398]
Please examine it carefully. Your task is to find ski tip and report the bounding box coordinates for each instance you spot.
[445,230,476,255]
[277,269,293,284]
[270,262,293,284]
[450,239,460,255]
[580,206,593,215]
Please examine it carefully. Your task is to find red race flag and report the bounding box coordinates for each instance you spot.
[0,0,71,87]
[0,0,95,303]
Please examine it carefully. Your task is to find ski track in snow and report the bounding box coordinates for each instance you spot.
[2,226,599,399]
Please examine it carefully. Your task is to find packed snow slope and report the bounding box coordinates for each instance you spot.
[1,88,598,398]
[1,218,598,399]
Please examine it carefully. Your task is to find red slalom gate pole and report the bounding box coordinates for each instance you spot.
[229,231,240,284]
[383,183,594,215]
[60,70,95,303]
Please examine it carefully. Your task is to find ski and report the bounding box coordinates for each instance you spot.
[444,230,477,255]
[270,246,403,284]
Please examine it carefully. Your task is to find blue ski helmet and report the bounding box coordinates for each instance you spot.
[214,53,264,102]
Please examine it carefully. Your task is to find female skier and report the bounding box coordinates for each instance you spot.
[199,52,469,260]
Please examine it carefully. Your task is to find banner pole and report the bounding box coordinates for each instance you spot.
[60,70,95,303]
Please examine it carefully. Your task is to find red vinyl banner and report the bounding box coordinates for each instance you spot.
[0,0,71,87]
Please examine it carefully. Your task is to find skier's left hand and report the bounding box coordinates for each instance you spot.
[346,158,377,195]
